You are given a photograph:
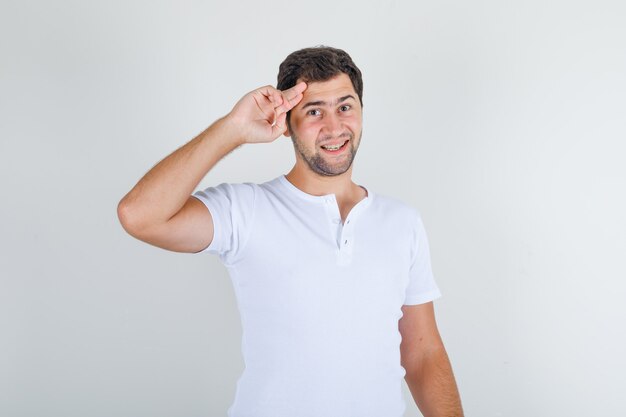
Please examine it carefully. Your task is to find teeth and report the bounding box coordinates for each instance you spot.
[322,141,346,151]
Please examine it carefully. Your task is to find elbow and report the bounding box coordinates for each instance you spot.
[117,197,145,237]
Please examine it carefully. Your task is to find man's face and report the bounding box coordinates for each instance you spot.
[286,73,363,177]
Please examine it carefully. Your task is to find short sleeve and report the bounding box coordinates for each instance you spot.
[191,182,256,265]
[403,210,442,305]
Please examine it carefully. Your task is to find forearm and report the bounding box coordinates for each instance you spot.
[118,115,242,230]
[404,347,463,417]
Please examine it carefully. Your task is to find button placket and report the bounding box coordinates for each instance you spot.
[339,213,355,256]
[337,225,353,266]
[322,195,343,249]
[322,192,370,264]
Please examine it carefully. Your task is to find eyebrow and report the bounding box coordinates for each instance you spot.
[301,94,356,110]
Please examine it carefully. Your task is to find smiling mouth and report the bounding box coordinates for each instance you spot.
[321,140,349,153]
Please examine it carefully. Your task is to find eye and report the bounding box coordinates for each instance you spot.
[339,105,351,112]
[307,109,321,116]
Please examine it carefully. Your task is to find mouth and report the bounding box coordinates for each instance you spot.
[320,139,349,154]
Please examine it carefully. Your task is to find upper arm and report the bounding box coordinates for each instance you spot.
[399,301,445,372]
[125,195,214,253]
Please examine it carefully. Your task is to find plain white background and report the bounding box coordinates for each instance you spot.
[2,0,625,416]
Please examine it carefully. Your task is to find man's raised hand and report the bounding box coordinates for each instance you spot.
[226,82,307,144]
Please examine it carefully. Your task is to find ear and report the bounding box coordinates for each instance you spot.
[283,118,293,137]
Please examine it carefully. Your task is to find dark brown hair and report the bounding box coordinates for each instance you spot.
[277,46,363,125]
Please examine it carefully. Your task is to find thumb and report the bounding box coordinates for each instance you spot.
[271,111,288,138]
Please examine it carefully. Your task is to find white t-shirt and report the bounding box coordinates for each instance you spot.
[192,174,441,417]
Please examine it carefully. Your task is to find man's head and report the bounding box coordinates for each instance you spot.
[277,46,364,177]
[277,46,363,129]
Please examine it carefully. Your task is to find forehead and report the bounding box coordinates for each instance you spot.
[296,73,358,105]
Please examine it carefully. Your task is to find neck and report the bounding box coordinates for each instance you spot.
[284,165,365,201]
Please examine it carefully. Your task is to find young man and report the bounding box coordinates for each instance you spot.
[118,46,463,417]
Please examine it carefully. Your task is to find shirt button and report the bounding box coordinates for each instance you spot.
[344,239,348,245]
[333,219,341,224]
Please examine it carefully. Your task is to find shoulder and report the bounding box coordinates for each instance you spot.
[195,181,259,198]
[194,176,291,204]
[192,181,260,216]
[369,190,422,221]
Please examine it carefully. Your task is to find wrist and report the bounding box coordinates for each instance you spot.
[218,113,246,147]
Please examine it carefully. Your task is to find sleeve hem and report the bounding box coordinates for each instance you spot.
[403,288,442,306]
[190,193,220,254]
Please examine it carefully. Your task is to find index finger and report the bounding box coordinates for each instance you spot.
[275,82,307,113]
[281,81,307,102]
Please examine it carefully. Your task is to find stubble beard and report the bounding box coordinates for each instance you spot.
[291,130,362,177]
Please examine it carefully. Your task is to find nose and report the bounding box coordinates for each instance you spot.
[322,111,344,138]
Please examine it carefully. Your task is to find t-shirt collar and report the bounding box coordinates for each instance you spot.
[277,174,373,205]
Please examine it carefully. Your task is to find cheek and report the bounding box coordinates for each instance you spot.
[297,122,322,138]
[292,115,317,129]
[345,119,361,133]
[342,112,361,124]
